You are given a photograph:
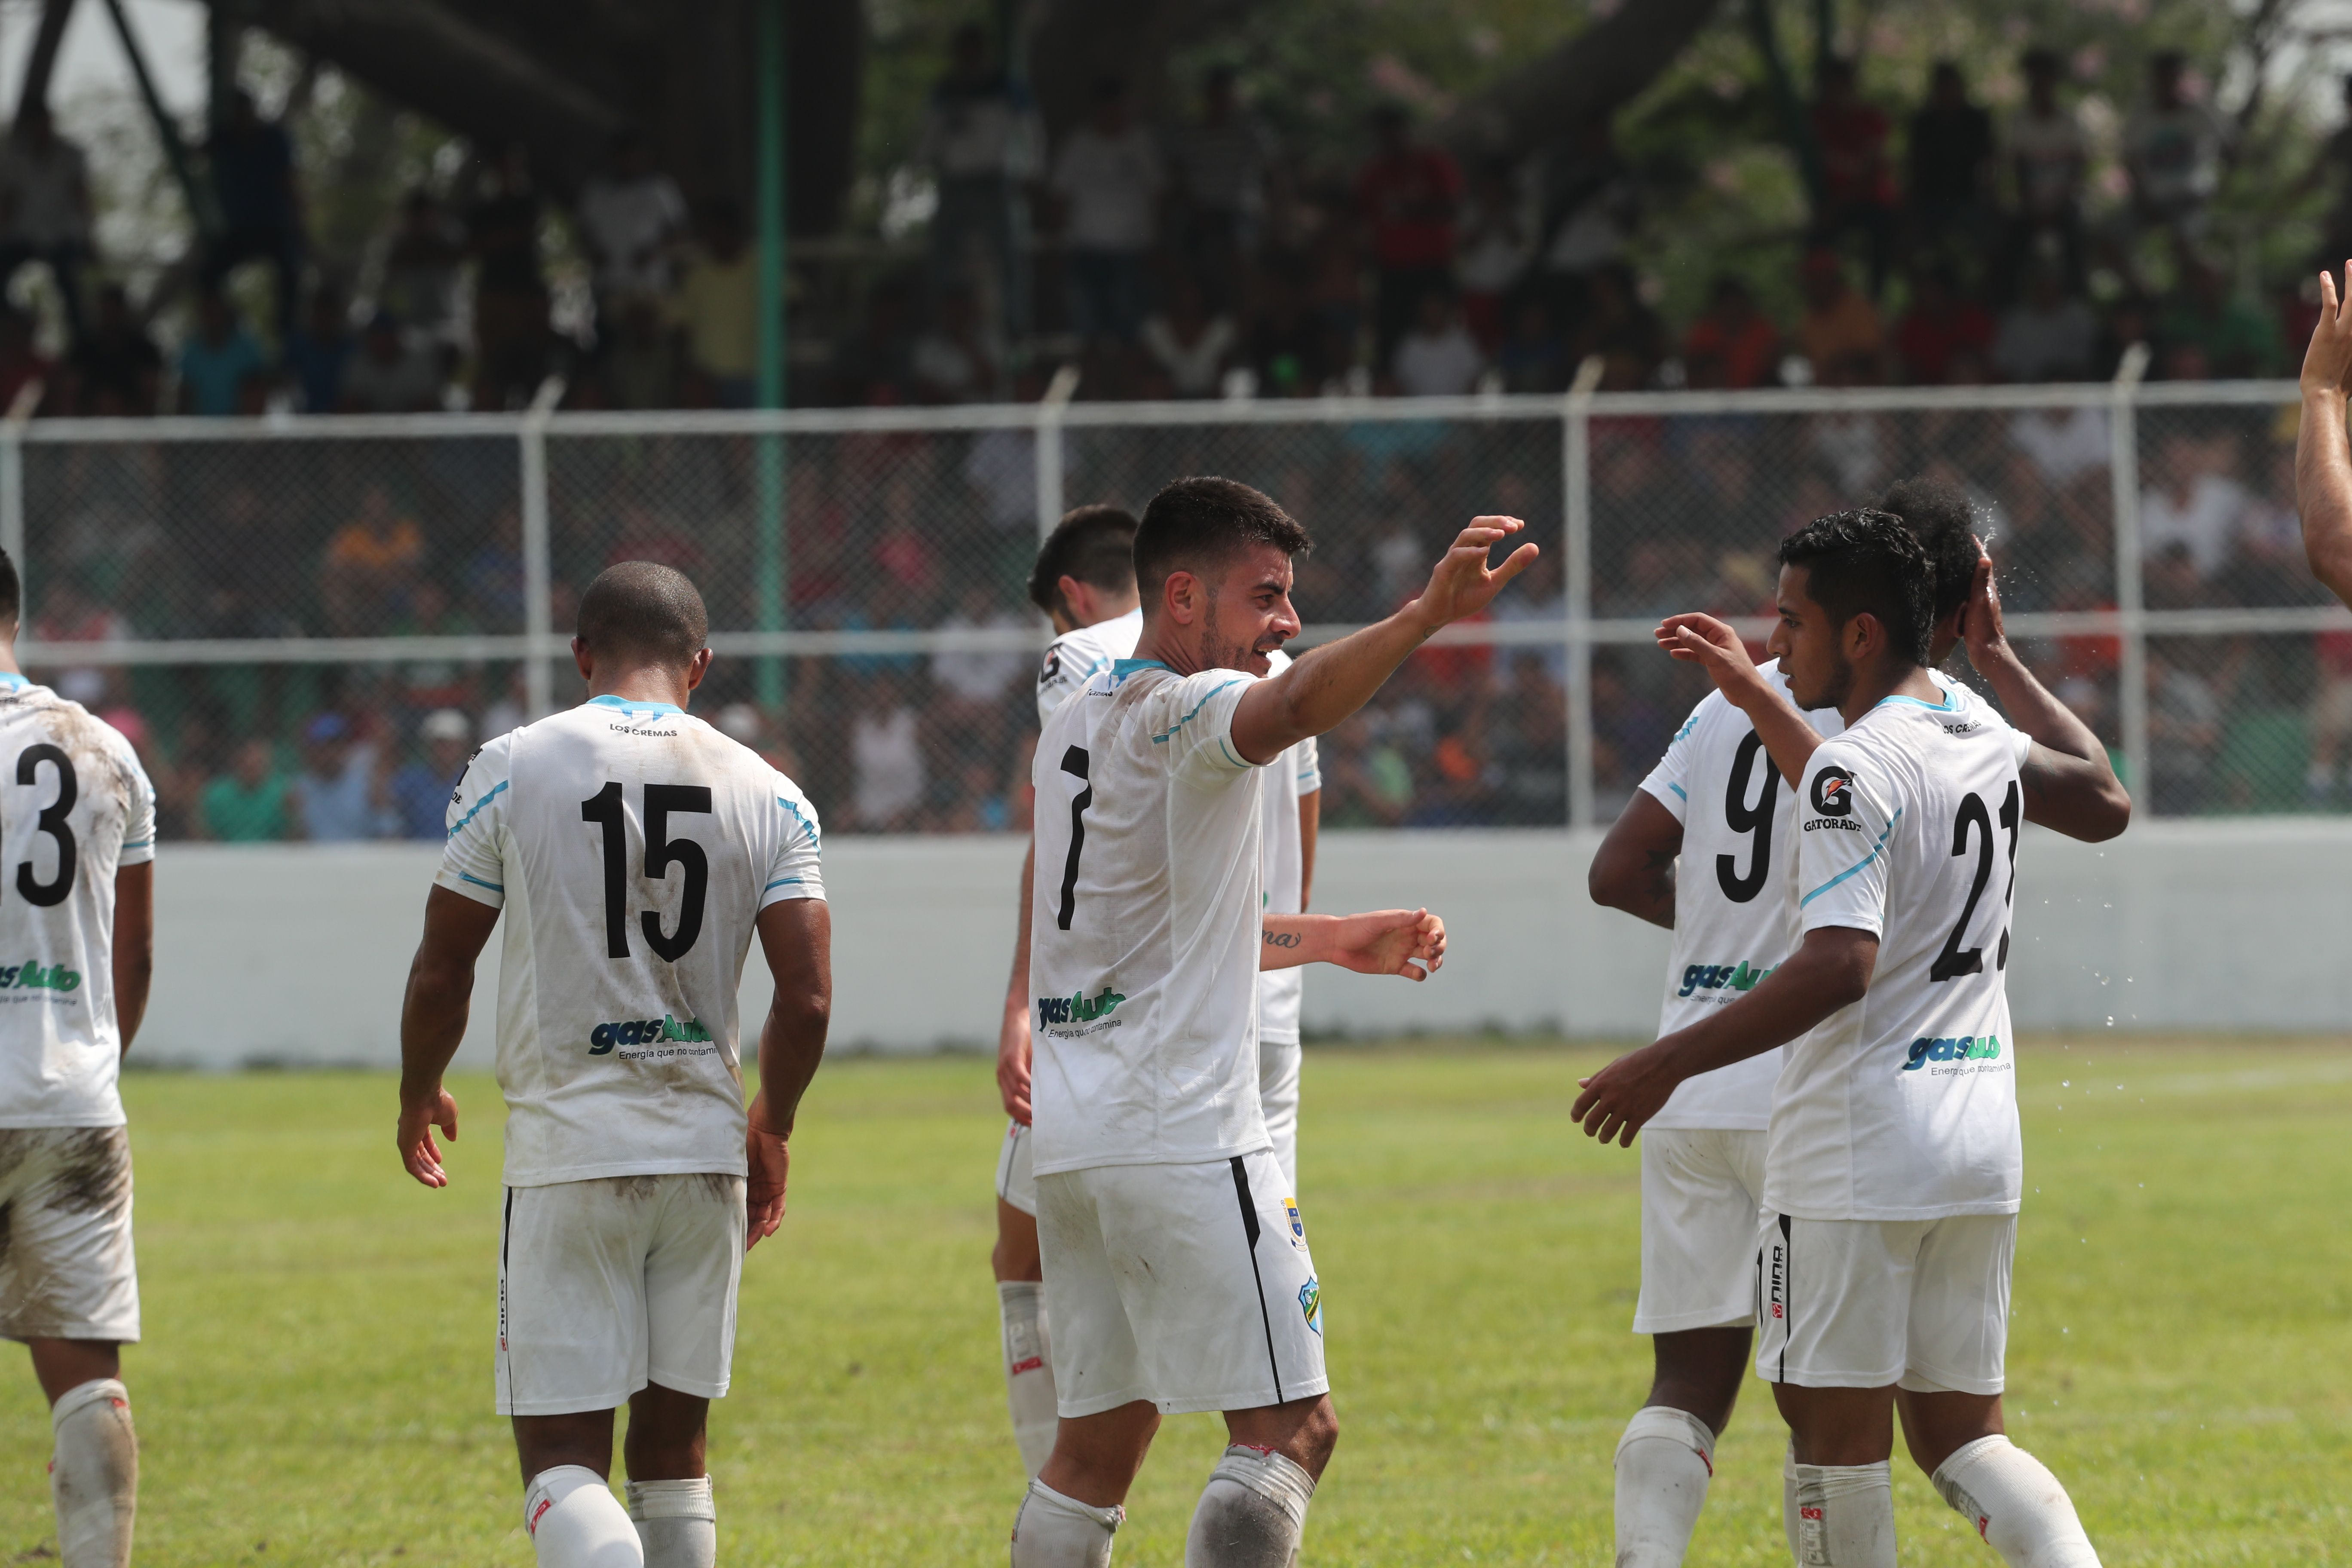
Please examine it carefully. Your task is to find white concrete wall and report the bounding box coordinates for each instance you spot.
[136,822,2352,1069]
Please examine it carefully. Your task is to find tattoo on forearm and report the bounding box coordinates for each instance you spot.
[1263,930,1302,948]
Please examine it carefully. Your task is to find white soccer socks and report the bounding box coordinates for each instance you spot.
[524,1466,643,1567]
[1000,1280,1060,1477]
[1185,1443,1317,1568]
[49,1379,135,1568]
[626,1477,717,1568]
[1931,1435,2102,1567]
[1010,1478,1124,1568]
[1782,1441,1802,1560]
[1612,1404,1716,1567]
[1789,1461,1895,1567]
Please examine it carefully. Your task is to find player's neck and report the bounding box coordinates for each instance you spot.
[0,634,20,680]
[585,667,691,709]
[1131,621,1213,677]
[1839,661,1942,726]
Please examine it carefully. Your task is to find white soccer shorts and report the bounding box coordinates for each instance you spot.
[1755,1210,2016,1395]
[1259,1038,1302,1191]
[996,1119,1038,1218]
[0,1127,138,1344]
[1633,1126,1766,1335]
[1035,1148,1327,1418]
[496,1173,746,1416]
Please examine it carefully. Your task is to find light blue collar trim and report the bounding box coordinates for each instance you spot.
[0,672,27,690]
[1112,658,1167,683]
[1874,690,1958,714]
[588,694,685,716]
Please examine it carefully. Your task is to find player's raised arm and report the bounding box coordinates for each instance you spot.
[395,885,500,1188]
[1228,516,1537,763]
[1261,908,1445,979]
[2299,263,2352,607]
[1957,545,2131,841]
[745,897,832,1249]
[1655,612,1822,788]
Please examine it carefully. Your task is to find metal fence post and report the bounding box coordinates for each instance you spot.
[520,378,563,720]
[2109,345,2150,803]
[1565,355,1604,831]
[1035,364,1079,540]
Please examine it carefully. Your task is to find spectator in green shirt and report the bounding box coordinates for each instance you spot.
[199,738,291,841]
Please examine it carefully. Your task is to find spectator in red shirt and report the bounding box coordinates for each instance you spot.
[1357,104,1462,366]
[1810,56,1895,296]
[1681,275,1781,389]
[1893,263,1992,384]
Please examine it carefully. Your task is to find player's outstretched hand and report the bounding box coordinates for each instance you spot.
[996,1004,1033,1125]
[2303,264,2352,399]
[1409,517,1538,633]
[1327,907,1446,981]
[1569,1041,1682,1148]
[1656,613,1771,703]
[396,1086,459,1188]
[745,1124,790,1250]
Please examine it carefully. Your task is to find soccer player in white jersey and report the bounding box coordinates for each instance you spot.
[1575,512,2104,1568]
[993,506,1322,1480]
[395,563,832,1568]
[0,552,153,1568]
[1586,481,2128,1566]
[1010,477,1529,1568]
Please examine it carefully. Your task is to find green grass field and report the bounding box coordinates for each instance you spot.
[0,1037,2343,1565]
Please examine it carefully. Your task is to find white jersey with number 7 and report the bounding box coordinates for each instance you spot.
[436,695,824,1188]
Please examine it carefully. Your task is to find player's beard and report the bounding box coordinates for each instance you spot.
[1200,592,1279,675]
[1793,648,1854,712]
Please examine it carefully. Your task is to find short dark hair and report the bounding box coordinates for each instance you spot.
[1132,478,1311,610]
[1873,475,1979,628]
[1777,508,1934,667]
[577,560,708,668]
[1028,505,1138,615]
[0,547,19,625]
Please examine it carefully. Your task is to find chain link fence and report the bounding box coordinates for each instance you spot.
[3,380,2334,844]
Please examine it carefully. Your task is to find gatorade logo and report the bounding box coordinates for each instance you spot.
[1809,767,1853,817]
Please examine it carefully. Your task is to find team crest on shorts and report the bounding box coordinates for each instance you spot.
[1298,1277,1322,1335]
[1283,1197,1306,1251]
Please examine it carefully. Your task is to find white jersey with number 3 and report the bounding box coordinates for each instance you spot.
[437,695,824,1188]
[1028,660,1270,1177]
[0,677,155,1129]
[1770,683,2031,1222]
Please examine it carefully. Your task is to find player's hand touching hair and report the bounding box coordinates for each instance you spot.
[1409,517,1540,634]
[1657,613,1769,699]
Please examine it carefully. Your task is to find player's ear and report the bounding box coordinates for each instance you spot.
[571,636,594,682]
[1164,569,1201,625]
[685,647,714,690]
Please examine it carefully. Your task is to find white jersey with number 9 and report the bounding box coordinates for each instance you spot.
[437,695,824,1188]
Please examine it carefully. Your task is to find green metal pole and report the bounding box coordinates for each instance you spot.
[754,0,787,707]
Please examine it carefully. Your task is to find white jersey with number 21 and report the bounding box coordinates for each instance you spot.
[437,695,824,1189]
[1771,682,2031,1223]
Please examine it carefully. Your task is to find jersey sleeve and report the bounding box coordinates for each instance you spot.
[2009,726,2033,768]
[762,778,825,907]
[1152,669,1265,788]
[1035,632,1098,726]
[435,737,514,909]
[1792,742,1898,938]
[1293,734,1322,795]
[1638,697,1710,825]
[113,735,156,867]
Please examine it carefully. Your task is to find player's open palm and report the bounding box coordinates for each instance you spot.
[2303,264,2352,398]
[1329,907,1446,980]
[396,1087,459,1188]
[1656,612,1768,701]
[1412,517,1538,630]
[1958,542,2007,662]
[746,1126,789,1250]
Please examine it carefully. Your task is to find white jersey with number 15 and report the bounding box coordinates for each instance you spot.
[437,695,824,1189]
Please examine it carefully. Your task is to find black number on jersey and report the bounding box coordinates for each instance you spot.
[1715,730,1779,903]
[1929,786,2018,982]
[1056,746,1090,931]
[14,744,75,907]
[1996,779,2019,969]
[580,782,714,963]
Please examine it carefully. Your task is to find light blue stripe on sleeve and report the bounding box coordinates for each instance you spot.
[1150,678,1245,744]
[120,838,152,850]
[1667,783,1687,801]
[763,876,805,891]
[457,872,505,893]
[447,779,508,838]
[777,794,820,845]
[1798,807,1903,908]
